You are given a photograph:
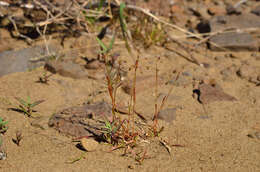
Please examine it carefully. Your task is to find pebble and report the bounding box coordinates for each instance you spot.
[80,138,99,152]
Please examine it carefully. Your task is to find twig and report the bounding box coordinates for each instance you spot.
[33,0,54,18]
[234,0,248,8]
[125,4,203,40]
[8,16,33,44]
[36,2,72,27]
[36,13,50,55]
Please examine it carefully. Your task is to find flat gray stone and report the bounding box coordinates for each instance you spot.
[210,13,260,32]
[0,45,58,77]
[209,32,258,51]
[208,13,260,51]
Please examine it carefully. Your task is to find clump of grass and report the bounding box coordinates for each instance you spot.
[131,15,166,48]
[37,71,52,84]
[0,117,8,134]
[14,96,44,118]
[93,1,175,163]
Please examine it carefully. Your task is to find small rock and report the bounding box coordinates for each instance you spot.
[80,138,99,152]
[193,82,237,104]
[220,65,237,81]
[208,6,226,16]
[255,132,260,139]
[0,45,58,77]
[157,108,177,123]
[0,151,6,160]
[85,60,104,70]
[209,32,258,51]
[49,101,112,137]
[210,13,260,32]
[251,5,260,16]
[45,60,89,79]
[196,20,211,33]
[237,64,260,85]
[226,3,241,15]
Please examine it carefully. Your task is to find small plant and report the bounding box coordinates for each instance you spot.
[15,96,44,118]
[0,117,8,134]
[37,71,52,84]
[12,130,22,146]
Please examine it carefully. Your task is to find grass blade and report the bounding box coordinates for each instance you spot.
[98,0,105,11]
[96,37,108,53]
[15,97,28,107]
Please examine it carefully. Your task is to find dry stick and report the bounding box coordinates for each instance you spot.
[157,72,181,117]
[43,0,63,13]
[36,2,73,27]
[164,45,200,66]
[126,5,203,40]
[126,4,251,53]
[132,55,139,133]
[33,0,54,18]
[167,36,201,65]
[153,57,159,134]
[36,13,51,55]
[8,16,33,44]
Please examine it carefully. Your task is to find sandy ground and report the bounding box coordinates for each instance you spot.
[0,38,259,171]
[0,0,260,171]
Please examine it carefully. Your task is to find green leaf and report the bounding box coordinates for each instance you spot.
[96,37,108,53]
[119,3,131,53]
[107,34,115,51]
[119,3,126,33]
[98,0,105,11]
[1,121,8,126]
[27,96,31,104]
[15,97,28,107]
[104,120,112,130]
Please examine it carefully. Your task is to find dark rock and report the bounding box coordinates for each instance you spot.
[196,20,211,33]
[209,32,258,51]
[0,45,58,77]
[48,101,112,137]
[226,4,241,15]
[251,5,260,16]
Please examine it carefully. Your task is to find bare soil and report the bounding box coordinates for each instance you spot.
[0,1,260,172]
